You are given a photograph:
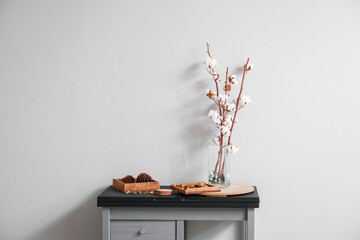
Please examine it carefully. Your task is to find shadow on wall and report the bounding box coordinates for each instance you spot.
[169,62,213,183]
[29,188,104,240]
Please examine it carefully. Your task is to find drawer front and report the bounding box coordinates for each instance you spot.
[111,221,175,240]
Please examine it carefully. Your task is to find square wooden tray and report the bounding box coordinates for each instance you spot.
[113,178,160,193]
[170,182,221,195]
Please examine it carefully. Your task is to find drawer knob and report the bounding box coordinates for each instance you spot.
[139,228,146,235]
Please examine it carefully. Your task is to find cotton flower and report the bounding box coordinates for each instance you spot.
[203,56,210,65]
[216,94,228,104]
[212,135,220,146]
[213,73,220,81]
[229,75,238,85]
[204,56,217,69]
[228,144,239,154]
[208,110,221,125]
[212,116,221,125]
[220,126,230,136]
[223,115,232,127]
[231,79,239,85]
[208,110,218,118]
[208,59,217,69]
[239,95,251,106]
[206,89,216,99]
[225,103,236,112]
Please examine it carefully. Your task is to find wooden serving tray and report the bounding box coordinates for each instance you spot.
[113,178,160,193]
[170,182,221,195]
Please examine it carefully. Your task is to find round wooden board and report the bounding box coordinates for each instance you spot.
[197,183,254,197]
[156,189,172,196]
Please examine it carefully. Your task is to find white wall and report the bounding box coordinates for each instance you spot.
[1,0,360,239]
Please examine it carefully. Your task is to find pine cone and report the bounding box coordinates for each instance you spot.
[135,173,154,183]
[122,175,135,183]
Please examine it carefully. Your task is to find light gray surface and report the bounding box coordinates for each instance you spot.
[239,222,246,240]
[1,1,360,240]
[110,208,247,221]
[103,207,254,240]
[176,221,185,240]
[246,209,255,240]
[102,208,110,240]
[110,220,176,240]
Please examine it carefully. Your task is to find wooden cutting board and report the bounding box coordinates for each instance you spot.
[197,183,254,197]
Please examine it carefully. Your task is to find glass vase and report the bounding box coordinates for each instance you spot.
[208,144,231,188]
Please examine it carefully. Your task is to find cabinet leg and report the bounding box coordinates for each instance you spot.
[176,220,185,240]
[102,208,110,240]
[239,221,246,240]
[245,208,255,240]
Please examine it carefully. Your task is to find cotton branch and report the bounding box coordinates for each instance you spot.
[205,43,222,117]
[227,58,250,145]
[206,42,212,58]
[204,42,253,179]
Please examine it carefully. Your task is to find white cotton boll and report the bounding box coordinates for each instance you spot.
[239,95,251,105]
[229,144,239,154]
[229,75,239,85]
[203,56,211,65]
[220,126,230,136]
[204,56,217,69]
[208,110,221,125]
[211,116,221,125]
[243,95,252,104]
[224,115,232,126]
[208,58,217,69]
[239,98,245,106]
[213,72,220,81]
[225,103,236,112]
[212,135,220,146]
[217,94,228,104]
[208,110,218,118]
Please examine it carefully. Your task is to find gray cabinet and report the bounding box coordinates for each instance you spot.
[97,186,260,240]
[110,221,175,240]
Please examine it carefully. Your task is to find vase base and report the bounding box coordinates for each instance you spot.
[208,182,230,189]
[208,171,230,188]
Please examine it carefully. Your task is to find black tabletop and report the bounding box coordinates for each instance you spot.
[97,186,260,208]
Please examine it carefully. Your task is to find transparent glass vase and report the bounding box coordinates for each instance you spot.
[208,144,231,188]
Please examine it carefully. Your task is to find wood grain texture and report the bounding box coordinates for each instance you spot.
[197,183,254,197]
[170,182,221,195]
[156,189,173,196]
[110,220,175,240]
[113,178,160,193]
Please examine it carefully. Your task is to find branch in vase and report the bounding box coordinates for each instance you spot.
[227,58,250,145]
[206,42,212,58]
[204,43,254,184]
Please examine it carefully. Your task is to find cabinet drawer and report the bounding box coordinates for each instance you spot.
[110,220,175,240]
